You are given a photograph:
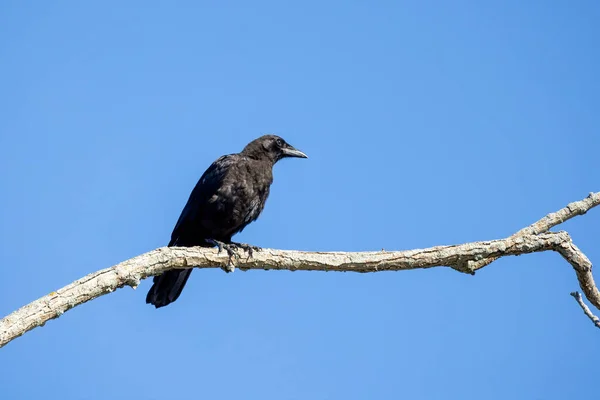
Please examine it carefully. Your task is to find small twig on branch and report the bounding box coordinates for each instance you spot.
[570,292,600,329]
[0,192,599,348]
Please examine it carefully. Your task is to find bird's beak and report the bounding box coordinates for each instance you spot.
[282,145,308,159]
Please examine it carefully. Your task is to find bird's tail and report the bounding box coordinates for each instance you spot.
[146,268,193,308]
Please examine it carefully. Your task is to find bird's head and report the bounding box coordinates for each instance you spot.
[242,135,308,163]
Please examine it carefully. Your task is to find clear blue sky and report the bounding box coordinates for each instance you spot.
[1,1,599,399]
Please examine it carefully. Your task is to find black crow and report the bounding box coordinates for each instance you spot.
[146,135,307,308]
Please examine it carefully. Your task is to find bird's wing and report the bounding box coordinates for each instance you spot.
[169,154,239,246]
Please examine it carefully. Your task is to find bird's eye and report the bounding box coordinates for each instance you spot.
[276,139,283,147]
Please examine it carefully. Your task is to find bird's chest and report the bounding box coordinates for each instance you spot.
[231,175,271,218]
[213,169,272,225]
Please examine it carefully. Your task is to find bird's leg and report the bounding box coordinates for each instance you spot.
[229,242,261,259]
[205,239,239,273]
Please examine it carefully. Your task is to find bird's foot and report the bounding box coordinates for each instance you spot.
[229,242,261,259]
[205,239,240,273]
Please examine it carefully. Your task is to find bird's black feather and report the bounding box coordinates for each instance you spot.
[146,135,306,308]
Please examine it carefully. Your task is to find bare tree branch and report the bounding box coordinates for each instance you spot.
[468,192,600,272]
[570,292,600,329]
[1,192,599,348]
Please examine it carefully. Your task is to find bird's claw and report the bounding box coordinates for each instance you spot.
[230,242,261,259]
[205,239,261,272]
[206,239,240,272]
